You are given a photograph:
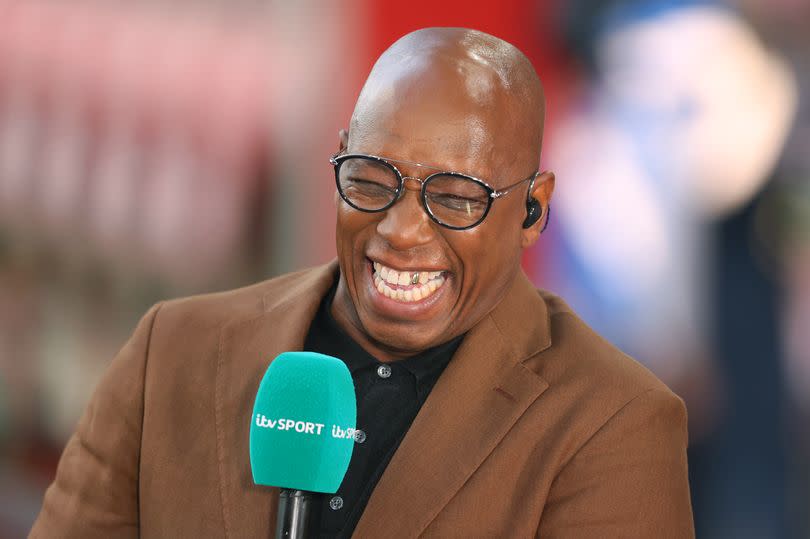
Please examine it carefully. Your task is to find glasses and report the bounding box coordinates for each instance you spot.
[330,152,537,230]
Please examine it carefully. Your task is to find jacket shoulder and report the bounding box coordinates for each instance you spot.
[155,267,318,329]
[534,289,678,405]
[527,290,688,486]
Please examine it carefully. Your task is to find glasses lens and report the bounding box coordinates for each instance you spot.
[424,174,490,228]
[336,157,400,211]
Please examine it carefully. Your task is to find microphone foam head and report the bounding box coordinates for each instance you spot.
[250,351,356,493]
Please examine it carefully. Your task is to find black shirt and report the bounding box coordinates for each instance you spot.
[303,285,464,538]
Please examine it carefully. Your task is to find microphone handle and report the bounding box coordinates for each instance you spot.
[275,489,317,539]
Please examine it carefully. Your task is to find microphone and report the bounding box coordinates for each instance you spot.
[250,351,357,539]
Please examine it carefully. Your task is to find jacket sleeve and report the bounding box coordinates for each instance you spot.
[30,303,162,539]
[536,388,695,538]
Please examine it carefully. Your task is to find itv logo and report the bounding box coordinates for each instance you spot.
[254,414,355,439]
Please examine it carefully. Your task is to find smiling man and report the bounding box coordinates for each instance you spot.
[32,28,694,538]
[329,29,553,364]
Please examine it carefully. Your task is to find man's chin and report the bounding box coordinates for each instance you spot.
[362,323,451,358]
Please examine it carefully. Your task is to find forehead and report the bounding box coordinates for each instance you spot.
[349,61,528,184]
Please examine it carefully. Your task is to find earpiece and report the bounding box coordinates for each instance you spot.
[522,198,543,229]
[522,174,550,232]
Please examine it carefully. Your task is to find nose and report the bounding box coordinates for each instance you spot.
[375,180,435,250]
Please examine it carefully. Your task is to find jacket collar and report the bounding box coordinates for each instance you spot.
[215,260,552,537]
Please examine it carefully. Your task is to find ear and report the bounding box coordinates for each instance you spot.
[520,171,555,249]
[338,128,349,153]
[335,130,349,208]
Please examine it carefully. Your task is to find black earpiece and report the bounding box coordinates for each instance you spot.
[522,198,543,229]
[522,174,550,232]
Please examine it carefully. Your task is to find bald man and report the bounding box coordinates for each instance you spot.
[31,28,694,538]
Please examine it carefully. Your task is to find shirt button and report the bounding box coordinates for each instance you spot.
[354,429,366,444]
[329,496,343,510]
[377,364,392,379]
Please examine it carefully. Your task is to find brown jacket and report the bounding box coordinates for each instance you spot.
[31,262,694,538]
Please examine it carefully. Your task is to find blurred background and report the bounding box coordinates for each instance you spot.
[0,0,807,536]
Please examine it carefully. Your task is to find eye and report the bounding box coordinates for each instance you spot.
[427,193,487,213]
[343,178,397,197]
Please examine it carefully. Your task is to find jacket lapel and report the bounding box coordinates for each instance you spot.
[215,262,338,538]
[353,271,552,538]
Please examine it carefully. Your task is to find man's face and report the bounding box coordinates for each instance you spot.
[331,71,539,358]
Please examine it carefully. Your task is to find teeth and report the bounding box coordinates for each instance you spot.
[370,260,447,303]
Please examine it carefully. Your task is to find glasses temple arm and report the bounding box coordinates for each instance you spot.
[490,173,539,198]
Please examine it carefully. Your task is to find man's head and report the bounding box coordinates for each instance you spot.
[331,27,554,361]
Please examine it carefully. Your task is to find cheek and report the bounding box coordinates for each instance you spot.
[335,204,361,242]
[335,206,358,270]
[460,209,523,261]
[335,205,377,259]
[449,215,523,296]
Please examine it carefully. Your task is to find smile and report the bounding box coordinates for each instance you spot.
[371,261,447,303]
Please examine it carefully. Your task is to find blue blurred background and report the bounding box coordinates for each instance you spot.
[0,0,808,537]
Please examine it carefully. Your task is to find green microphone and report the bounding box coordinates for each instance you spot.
[250,351,357,538]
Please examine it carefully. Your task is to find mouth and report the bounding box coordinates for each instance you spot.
[367,258,448,304]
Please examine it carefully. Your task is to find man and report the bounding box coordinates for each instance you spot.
[31,28,694,538]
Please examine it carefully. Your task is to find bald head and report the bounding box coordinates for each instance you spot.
[347,28,546,182]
